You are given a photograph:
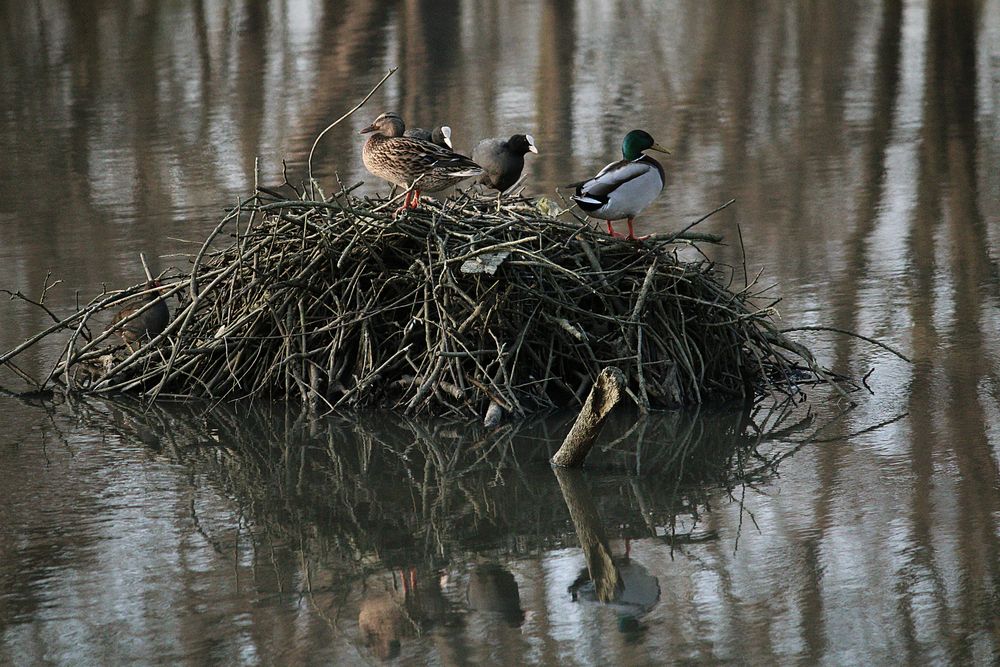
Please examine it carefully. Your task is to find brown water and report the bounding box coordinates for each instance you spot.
[1,1,999,664]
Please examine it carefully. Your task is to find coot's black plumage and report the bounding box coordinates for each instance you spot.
[472,134,538,192]
[403,125,452,149]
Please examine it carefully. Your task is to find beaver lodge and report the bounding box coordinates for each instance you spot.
[0,188,844,420]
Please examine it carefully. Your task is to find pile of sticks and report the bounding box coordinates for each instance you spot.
[1,188,839,418]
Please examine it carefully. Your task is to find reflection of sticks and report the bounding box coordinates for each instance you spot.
[806,410,909,445]
[554,468,621,603]
[629,478,658,537]
[552,367,625,467]
[779,326,910,363]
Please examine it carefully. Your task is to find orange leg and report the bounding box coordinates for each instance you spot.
[606,220,625,238]
[625,217,649,241]
[394,190,412,217]
[400,566,417,594]
[409,189,421,209]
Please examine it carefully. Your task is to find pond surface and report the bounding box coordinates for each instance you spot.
[2,1,999,664]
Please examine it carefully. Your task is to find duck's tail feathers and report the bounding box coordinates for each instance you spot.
[449,167,485,178]
[571,194,605,211]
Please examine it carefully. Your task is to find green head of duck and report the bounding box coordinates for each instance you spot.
[621,130,671,161]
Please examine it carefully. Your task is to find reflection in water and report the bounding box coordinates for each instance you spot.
[1,0,999,664]
[568,555,660,636]
[557,468,661,630]
[358,568,450,661]
[0,395,777,663]
[467,563,524,628]
[359,592,407,660]
[556,468,625,604]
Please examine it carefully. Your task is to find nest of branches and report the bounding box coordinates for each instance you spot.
[1,188,841,419]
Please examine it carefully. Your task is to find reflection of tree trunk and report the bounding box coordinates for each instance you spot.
[302,1,397,180]
[400,0,461,130]
[130,6,167,268]
[535,0,575,187]
[192,0,211,94]
[233,1,267,180]
[830,0,903,364]
[628,478,657,536]
[553,468,620,602]
[400,0,430,124]
[922,2,1000,657]
[793,5,903,660]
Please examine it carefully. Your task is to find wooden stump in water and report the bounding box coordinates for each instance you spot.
[551,366,626,468]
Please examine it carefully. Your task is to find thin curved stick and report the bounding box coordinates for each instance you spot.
[307,67,398,199]
[654,198,735,246]
[779,326,910,363]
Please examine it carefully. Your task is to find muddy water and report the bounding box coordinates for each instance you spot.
[1,1,999,664]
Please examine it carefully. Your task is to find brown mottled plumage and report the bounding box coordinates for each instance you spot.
[109,280,170,351]
[360,112,483,210]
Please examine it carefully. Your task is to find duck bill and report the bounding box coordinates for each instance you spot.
[649,142,671,155]
[359,124,376,134]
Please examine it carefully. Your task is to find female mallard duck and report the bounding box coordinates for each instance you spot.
[360,112,482,210]
[403,125,453,149]
[109,279,170,352]
[570,130,670,240]
[472,134,538,192]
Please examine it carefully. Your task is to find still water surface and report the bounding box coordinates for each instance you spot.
[1,0,999,664]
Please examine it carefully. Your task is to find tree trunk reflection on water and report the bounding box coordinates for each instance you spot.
[913,3,1000,662]
[3,1,999,662]
[0,393,783,661]
[554,468,622,603]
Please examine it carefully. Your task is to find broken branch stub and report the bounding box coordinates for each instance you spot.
[551,366,626,467]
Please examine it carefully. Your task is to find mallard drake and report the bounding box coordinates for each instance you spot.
[570,130,670,240]
[109,279,170,352]
[403,125,453,149]
[360,112,483,210]
[472,134,538,192]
